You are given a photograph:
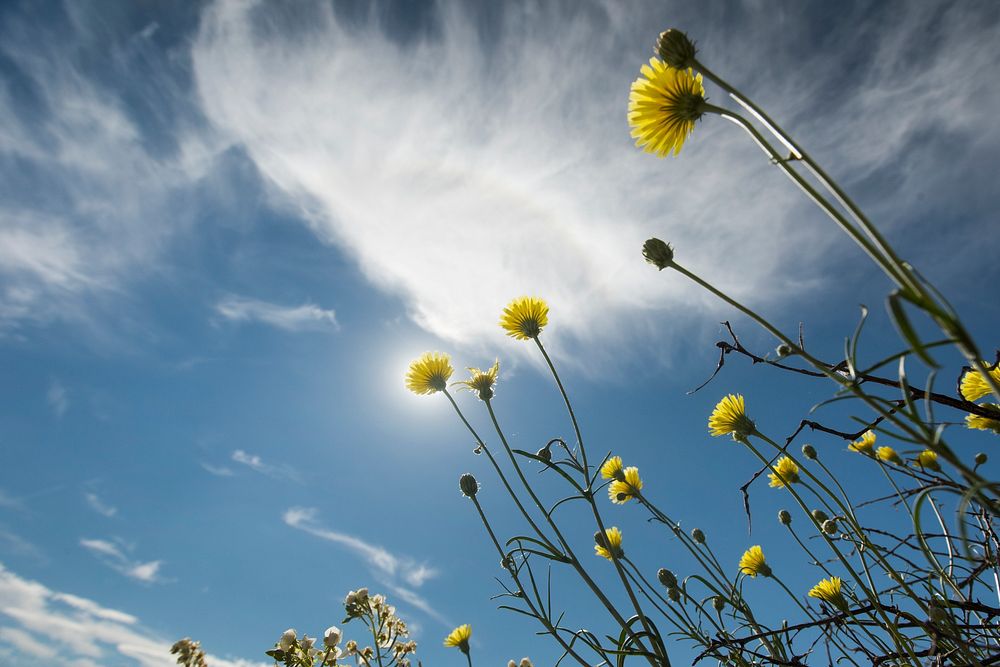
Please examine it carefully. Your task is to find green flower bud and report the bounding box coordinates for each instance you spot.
[802,444,817,460]
[691,528,705,544]
[811,509,829,523]
[775,343,794,358]
[975,452,988,466]
[655,29,697,69]
[642,238,674,270]
[822,519,839,535]
[536,445,552,462]
[459,473,479,498]
[667,586,680,602]
[657,568,677,588]
[712,596,725,612]
[778,509,792,526]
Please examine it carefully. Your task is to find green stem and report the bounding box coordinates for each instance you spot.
[531,336,670,666]
[469,495,593,667]
[696,61,1000,404]
[443,390,560,555]
[666,261,989,499]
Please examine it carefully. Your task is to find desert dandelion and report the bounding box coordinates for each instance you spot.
[708,394,755,439]
[629,58,706,157]
[594,527,624,560]
[808,577,848,612]
[455,360,500,401]
[960,364,1000,402]
[848,430,876,455]
[405,352,453,395]
[500,297,549,340]
[768,456,800,488]
[738,545,772,578]
[443,624,472,653]
[608,466,643,504]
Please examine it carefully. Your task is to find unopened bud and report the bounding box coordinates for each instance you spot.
[459,473,479,497]
[642,238,674,270]
[775,343,794,358]
[802,444,817,460]
[976,452,988,466]
[691,528,706,544]
[712,596,725,612]
[667,586,680,602]
[811,509,829,523]
[536,445,552,462]
[822,519,839,535]
[657,568,677,588]
[655,29,697,69]
[778,509,792,526]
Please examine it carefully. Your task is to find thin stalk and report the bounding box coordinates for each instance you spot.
[696,61,1000,403]
[469,495,592,667]
[443,390,559,554]
[531,337,670,666]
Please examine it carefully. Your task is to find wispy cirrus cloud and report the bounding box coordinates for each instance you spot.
[283,507,448,625]
[0,562,265,667]
[0,4,224,338]
[79,538,164,584]
[46,380,68,418]
[230,449,300,482]
[200,462,236,477]
[214,294,339,332]
[188,0,1000,368]
[83,492,117,518]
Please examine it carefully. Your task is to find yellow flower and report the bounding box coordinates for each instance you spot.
[738,545,772,578]
[600,456,624,481]
[876,446,902,466]
[443,624,471,653]
[848,430,876,455]
[594,527,624,560]
[915,450,942,472]
[768,456,800,488]
[708,394,755,439]
[628,58,706,157]
[454,360,500,400]
[608,467,643,504]
[499,297,549,340]
[808,577,848,611]
[966,405,1000,434]
[960,364,1000,402]
[405,352,453,395]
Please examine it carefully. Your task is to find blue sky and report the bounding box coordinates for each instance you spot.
[1,0,999,665]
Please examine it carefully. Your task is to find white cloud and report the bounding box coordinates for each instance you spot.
[0,626,57,660]
[0,9,225,337]
[283,507,445,624]
[230,449,300,482]
[215,295,339,332]
[79,539,164,584]
[188,0,1000,368]
[0,562,265,667]
[201,463,236,477]
[0,527,43,562]
[83,493,117,518]
[46,381,68,418]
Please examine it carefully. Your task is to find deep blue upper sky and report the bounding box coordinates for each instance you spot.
[1,1,999,666]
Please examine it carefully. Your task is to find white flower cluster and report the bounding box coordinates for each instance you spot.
[341,589,416,667]
[270,625,343,666]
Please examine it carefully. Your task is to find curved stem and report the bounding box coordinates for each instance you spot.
[443,390,560,554]
[468,495,592,667]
